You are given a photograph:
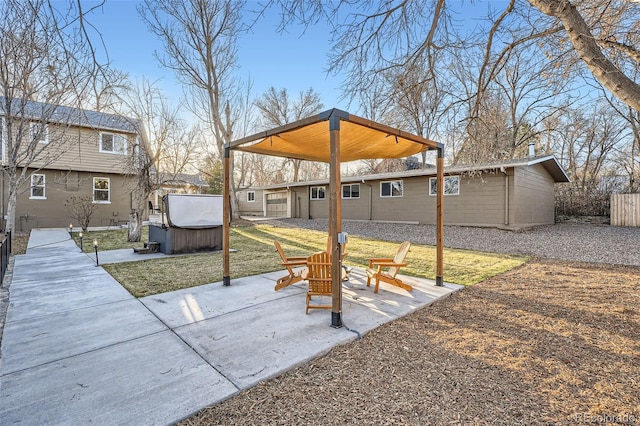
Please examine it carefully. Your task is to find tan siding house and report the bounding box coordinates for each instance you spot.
[238,156,569,229]
[1,98,139,232]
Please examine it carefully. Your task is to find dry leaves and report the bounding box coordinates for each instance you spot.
[181,259,640,425]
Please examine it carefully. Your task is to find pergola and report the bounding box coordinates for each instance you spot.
[223,108,445,328]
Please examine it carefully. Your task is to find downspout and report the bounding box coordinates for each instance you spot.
[290,188,296,218]
[502,167,509,226]
[362,180,372,221]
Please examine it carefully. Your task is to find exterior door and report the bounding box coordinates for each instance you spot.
[265,191,288,217]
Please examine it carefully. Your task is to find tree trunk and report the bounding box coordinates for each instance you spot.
[529,0,640,111]
[128,212,142,242]
[5,181,18,234]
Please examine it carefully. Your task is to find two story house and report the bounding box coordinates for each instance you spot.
[0,98,140,232]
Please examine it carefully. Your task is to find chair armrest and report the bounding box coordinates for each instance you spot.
[281,259,307,267]
[368,257,393,267]
[372,261,407,268]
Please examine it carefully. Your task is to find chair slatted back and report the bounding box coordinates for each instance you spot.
[274,241,294,275]
[389,241,411,278]
[306,251,332,295]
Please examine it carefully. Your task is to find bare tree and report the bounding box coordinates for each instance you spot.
[552,102,627,216]
[0,0,108,233]
[119,79,203,241]
[529,0,640,111]
[139,0,245,219]
[254,87,324,182]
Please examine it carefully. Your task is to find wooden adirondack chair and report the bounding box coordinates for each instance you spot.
[273,241,308,291]
[366,241,413,293]
[305,251,333,314]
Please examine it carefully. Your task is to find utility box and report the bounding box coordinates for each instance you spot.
[150,194,224,254]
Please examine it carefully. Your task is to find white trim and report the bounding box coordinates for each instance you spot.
[380,180,403,198]
[247,190,256,202]
[310,185,326,200]
[99,132,127,155]
[429,175,460,196]
[30,173,46,198]
[341,183,360,199]
[93,177,111,203]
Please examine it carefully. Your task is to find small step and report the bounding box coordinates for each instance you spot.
[133,241,160,254]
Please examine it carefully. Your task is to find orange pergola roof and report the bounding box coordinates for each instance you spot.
[223,108,445,328]
[229,108,442,162]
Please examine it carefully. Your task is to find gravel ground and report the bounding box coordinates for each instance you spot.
[270,219,640,266]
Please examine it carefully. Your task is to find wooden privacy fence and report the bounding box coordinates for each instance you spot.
[610,194,640,226]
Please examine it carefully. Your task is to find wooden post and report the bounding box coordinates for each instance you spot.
[436,147,444,287]
[329,113,342,328]
[222,146,231,286]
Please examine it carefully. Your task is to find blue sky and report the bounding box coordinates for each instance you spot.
[89,0,347,110]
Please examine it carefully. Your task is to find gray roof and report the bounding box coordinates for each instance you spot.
[0,97,138,133]
[163,173,209,187]
[254,155,570,190]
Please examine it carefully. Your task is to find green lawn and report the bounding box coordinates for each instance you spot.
[86,223,527,298]
[72,226,149,252]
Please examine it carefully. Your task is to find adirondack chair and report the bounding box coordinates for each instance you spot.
[305,251,333,314]
[273,241,308,291]
[366,241,413,293]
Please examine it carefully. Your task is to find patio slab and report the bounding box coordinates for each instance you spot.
[1,228,462,425]
[0,331,238,426]
[140,273,306,328]
[0,299,167,375]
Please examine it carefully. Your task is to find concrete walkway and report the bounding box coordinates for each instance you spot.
[0,228,461,425]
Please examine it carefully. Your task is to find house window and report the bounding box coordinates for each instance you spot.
[342,183,360,199]
[247,191,255,202]
[30,122,49,144]
[100,132,127,154]
[429,176,460,196]
[93,177,110,203]
[310,186,326,200]
[30,174,46,199]
[380,180,403,197]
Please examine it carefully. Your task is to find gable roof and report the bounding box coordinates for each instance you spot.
[253,155,570,190]
[0,97,137,134]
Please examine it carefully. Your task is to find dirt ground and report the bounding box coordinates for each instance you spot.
[181,259,640,425]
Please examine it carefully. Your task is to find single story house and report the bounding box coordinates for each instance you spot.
[237,155,570,229]
[1,98,140,232]
[148,173,210,213]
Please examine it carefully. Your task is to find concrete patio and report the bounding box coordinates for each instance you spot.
[0,228,461,425]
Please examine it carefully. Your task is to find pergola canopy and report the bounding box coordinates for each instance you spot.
[223,108,445,328]
[229,108,442,162]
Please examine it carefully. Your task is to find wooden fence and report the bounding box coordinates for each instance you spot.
[610,193,640,226]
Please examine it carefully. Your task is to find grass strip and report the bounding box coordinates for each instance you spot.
[80,224,525,297]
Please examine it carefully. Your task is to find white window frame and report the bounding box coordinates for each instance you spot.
[247,191,255,202]
[99,132,127,154]
[429,175,460,196]
[380,180,403,198]
[310,186,326,200]
[30,122,49,144]
[30,173,46,199]
[93,177,111,203]
[342,183,360,199]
